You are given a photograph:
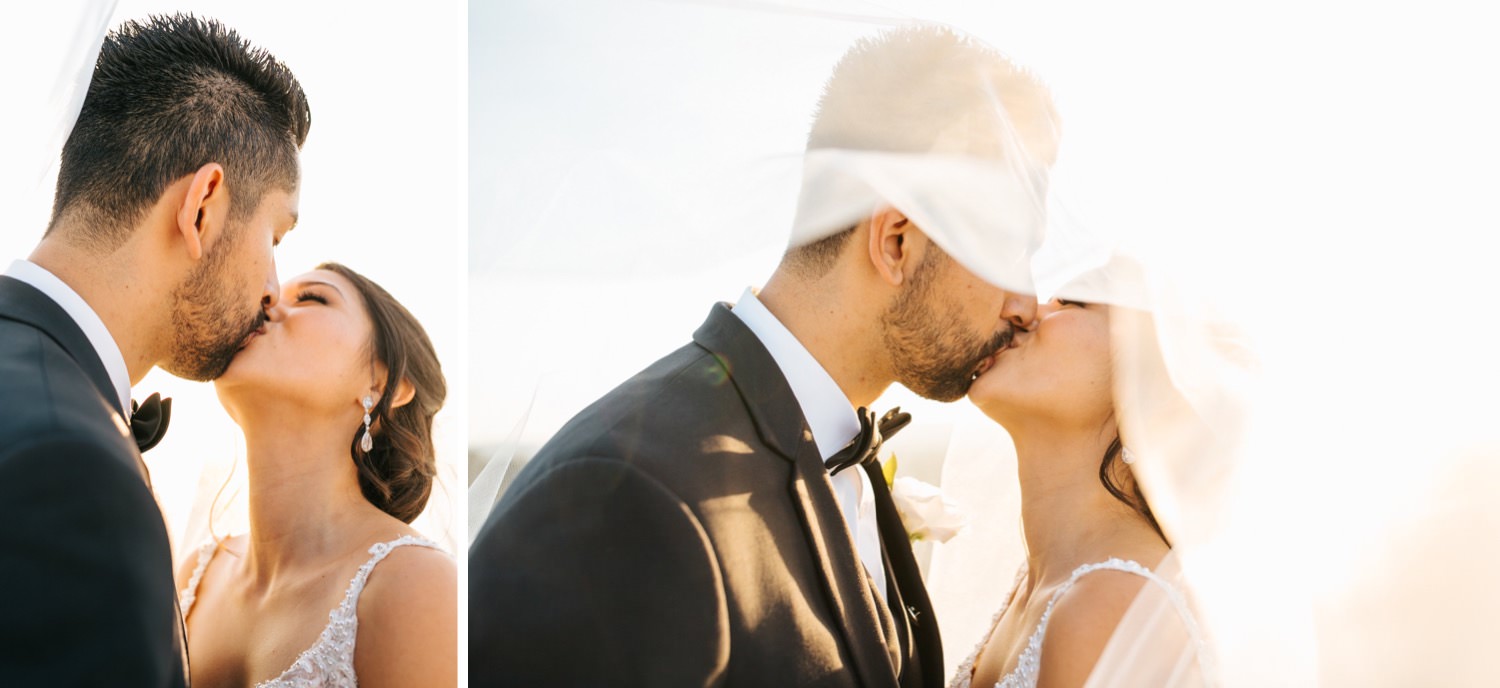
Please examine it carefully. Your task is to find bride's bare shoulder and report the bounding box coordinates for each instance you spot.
[359,527,456,601]
[1035,570,1148,688]
[369,539,456,588]
[351,538,457,686]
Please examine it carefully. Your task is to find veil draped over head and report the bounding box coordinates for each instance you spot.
[474,2,1500,686]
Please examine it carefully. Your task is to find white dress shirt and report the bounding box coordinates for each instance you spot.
[5,259,132,417]
[732,287,887,596]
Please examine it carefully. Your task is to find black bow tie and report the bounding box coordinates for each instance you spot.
[130,393,172,453]
[826,406,912,476]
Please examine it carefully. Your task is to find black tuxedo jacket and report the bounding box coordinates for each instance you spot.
[0,275,188,686]
[470,303,942,687]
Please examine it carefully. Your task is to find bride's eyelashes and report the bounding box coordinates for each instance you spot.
[1057,299,1089,308]
[295,290,328,305]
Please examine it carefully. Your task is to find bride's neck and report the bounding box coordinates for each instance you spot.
[1011,423,1150,584]
[239,412,376,580]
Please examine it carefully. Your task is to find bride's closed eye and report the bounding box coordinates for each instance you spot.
[295,290,328,305]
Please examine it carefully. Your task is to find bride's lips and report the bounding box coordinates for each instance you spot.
[971,338,1017,380]
[237,323,268,351]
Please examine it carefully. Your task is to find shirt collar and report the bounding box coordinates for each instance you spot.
[4,259,133,415]
[732,287,860,462]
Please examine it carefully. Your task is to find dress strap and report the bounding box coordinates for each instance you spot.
[1031,557,1212,682]
[1034,558,1158,640]
[251,534,446,687]
[178,539,221,618]
[328,534,444,624]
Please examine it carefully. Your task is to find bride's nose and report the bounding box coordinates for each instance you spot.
[1034,299,1063,319]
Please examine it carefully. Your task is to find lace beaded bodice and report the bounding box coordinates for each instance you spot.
[948,558,1178,688]
[179,534,442,687]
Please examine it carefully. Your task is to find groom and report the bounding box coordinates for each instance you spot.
[471,26,1058,687]
[0,14,309,686]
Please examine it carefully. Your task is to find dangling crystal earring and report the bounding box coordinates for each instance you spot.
[1121,446,1137,465]
[360,395,375,453]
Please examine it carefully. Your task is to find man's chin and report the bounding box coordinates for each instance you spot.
[925,386,971,404]
[907,373,974,403]
[161,347,239,382]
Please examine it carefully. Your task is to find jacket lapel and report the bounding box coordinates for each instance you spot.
[866,460,943,687]
[693,303,900,687]
[0,275,127,418]
[0,275,152,490]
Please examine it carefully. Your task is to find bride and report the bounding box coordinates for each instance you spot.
[949,295,1209,688]
[175,263,456,687]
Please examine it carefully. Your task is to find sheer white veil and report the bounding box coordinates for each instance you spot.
[0,4,116,240]
[473,2,1500,685]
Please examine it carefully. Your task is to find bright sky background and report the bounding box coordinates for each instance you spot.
[2,1,467,555]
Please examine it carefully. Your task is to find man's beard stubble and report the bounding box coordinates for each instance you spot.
[881,249,1013,402]
[163,224,265,381]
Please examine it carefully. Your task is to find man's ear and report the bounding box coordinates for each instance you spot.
[174,163,229,262]
[866,205,914,287]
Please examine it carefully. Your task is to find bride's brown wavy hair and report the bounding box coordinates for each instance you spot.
[1100,436,1165,544]
[320,262,446,524]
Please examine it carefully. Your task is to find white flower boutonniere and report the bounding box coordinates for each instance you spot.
[881,454,967,543]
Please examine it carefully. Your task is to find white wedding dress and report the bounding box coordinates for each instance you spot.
[179,534,441,687]
[948,558,1206,688]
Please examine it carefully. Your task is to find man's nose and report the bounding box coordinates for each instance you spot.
[261,279,283,321]
[260,295,286,323]
[263,267,281,310]
[1001,292,1039,329]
